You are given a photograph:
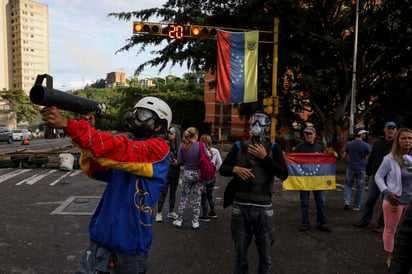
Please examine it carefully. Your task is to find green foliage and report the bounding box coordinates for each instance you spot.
[0,89,40,123]
[69,76,205,131]
[74,87,124,130]
[367,77,412,132]
[115,86,205,129]
[89,79,107,88]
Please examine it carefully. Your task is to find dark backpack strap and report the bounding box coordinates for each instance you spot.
[235,141,249,167]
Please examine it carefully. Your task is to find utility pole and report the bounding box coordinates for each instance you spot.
[270,18,279,142]
[349,0,360,136]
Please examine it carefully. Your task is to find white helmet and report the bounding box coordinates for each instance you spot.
[134,96,172,129]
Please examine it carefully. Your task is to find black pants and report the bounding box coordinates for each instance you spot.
[201,178,216,215]
[157,171,179,213]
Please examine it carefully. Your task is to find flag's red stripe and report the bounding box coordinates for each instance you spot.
[217,30,231,103]
[284,153,336,164]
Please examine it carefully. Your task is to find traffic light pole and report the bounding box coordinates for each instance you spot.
[270,18,279,143]
[133,20,280,142]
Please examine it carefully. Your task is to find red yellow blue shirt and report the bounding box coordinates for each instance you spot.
[65,119,170,254]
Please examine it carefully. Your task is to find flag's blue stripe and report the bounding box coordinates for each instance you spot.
[287,163,336,177]
[230,32,245,103]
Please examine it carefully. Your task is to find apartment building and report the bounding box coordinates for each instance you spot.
[106,71,126,87]
[0,0,49,94]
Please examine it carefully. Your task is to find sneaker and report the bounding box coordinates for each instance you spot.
[192,220,200,230]
[167,211,178,220]
[199,216,211,222]
[208,211,218,219]
[300,224,310,232]
[344,204,351,210]
[353,220,371,228]
[316,225,332,233]
[172,219,182,228]
[352,207,361,211]
[373,226,384,233]
[155,213,163,222]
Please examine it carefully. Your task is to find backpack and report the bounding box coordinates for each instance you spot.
[197,141,217,184]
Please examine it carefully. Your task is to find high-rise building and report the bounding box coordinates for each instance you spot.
[1,0,49,94]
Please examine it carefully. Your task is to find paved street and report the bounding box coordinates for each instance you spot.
[0,159,390,274]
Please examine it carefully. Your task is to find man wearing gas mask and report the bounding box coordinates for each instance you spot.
[220,111,288,274]
[40,96,172,274]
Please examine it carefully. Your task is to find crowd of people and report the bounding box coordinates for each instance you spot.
[40,97,412,273]
[154,119,411,273]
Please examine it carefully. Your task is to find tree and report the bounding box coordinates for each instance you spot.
[355,0,412,130]
[89,79,107,89]
[73,87,124,130]
[109,0,410,144]
[0,89,40,124]
[70,75,206,131]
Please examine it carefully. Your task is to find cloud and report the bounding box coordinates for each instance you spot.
[35,0,186,89]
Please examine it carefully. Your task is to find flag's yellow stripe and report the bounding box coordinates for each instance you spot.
[283,175,336,191]
[243,31,258,103]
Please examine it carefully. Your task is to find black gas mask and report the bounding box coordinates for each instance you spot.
[124,108,158,139]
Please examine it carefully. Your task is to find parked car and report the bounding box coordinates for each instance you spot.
[0,127,13,144]
[23,129,33,140]
[11,129,32,141]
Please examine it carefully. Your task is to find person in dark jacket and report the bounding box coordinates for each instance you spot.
[220,111,288,274]
[294,126,333,233]
[156,127,182,222]
[354,122,397,233]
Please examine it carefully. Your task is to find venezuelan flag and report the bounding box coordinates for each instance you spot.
[216,30,259,103]
[283,153,336,191]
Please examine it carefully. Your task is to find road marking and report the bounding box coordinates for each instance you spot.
[16,169,57,185]
[69,170,82,177]
[0,169,31,183]
[50,196,100,215]
[49,171,74,186]
[36,201,64,205]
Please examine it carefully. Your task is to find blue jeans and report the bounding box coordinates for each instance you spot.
[300,190,327,227]
[344,169,366,209]
[361,175,384,226]
[231,204,274,274]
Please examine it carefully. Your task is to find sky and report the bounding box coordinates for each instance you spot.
[35,0,187,90]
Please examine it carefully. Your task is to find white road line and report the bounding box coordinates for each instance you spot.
[0,169,31,183]
[69,170,82,177]
[49,171,73,186]
[16,169,57,185]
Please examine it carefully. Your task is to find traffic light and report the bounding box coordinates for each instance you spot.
[263,96,279,115]
[190,25,217,38]
[132,22,220,39]
[263,97,274,115]
[133,22,162,35]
